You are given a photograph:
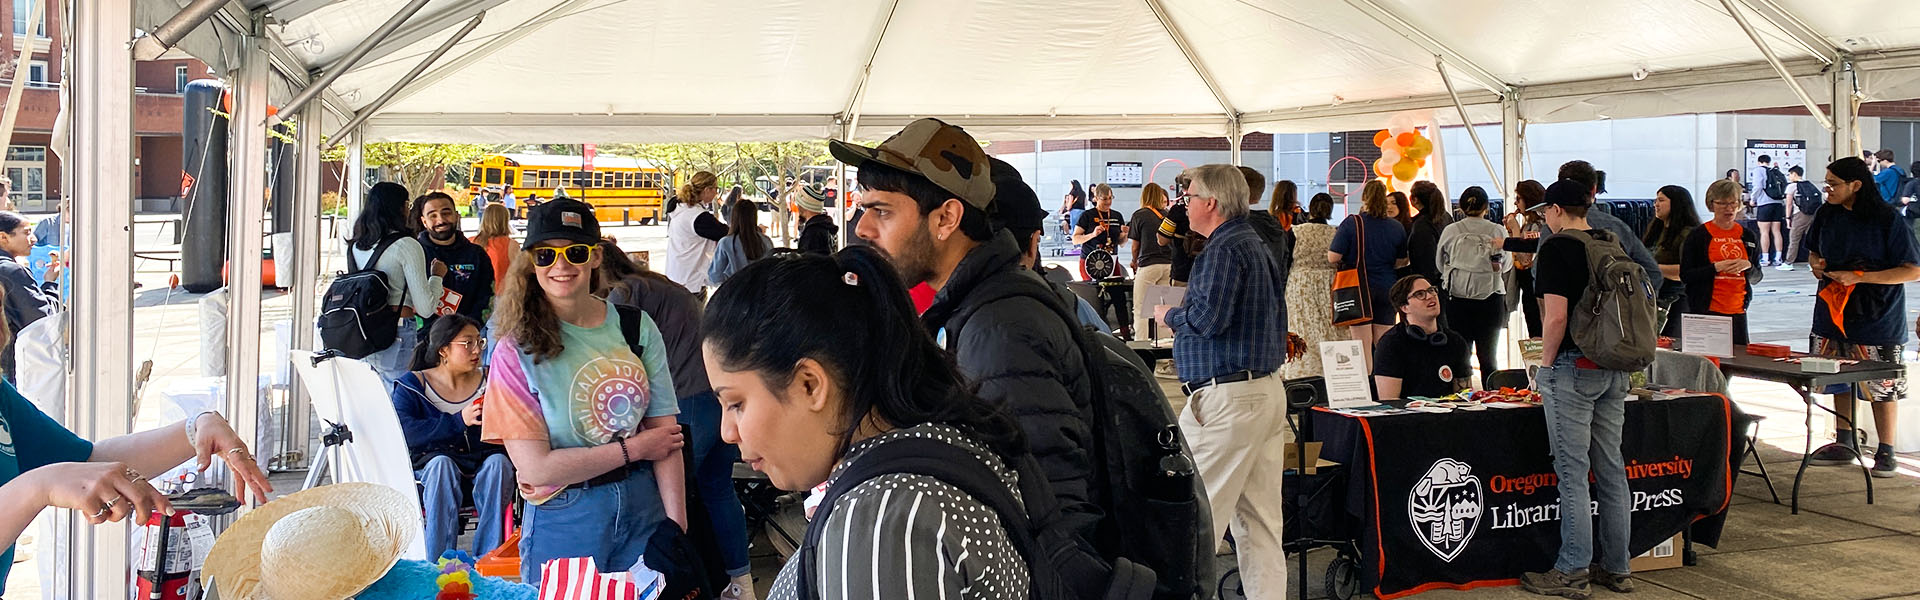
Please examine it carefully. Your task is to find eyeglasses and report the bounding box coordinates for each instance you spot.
[530,244,595,267]
[451,338,486,352]
[1408,288,1439,301]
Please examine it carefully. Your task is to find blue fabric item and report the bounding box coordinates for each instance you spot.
[1329,214,1408,295]
[389,371,475,456]
[519,468,667,585]
[1537,350,1632,575]
[357,557,537,600]
[1072,295,1111,332]
[1876,164,1906,204]
[1166,217,1288,384]
[417,453,515,558]
[1805,203,1920,345]
[0,380,93,591]
[677,391,751,576]
[708,232,773,286]
[366,318,421,388]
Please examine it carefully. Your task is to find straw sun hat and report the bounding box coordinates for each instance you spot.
[202,482,417,600]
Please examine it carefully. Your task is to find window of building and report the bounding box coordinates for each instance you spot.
[26,60,46,87]
[175,65,189,92]
[7,145,45,211]
[12,0,46,38]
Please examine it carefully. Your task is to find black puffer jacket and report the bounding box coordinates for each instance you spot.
[921,230,1103,546]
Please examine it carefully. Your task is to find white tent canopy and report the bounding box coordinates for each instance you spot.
[135,0,1920,143]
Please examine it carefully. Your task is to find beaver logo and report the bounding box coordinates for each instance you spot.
[1408,458,1482,562]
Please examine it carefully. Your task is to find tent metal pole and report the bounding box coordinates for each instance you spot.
[1227,117,1243,167]
[1719,0,1835,131]
[275,0,432,123]
[326,12,487,145]
[285,102,327,470]
[834,119,853,249]
[346,132,366,226]
[226,33,272,501]
[1142,0,1236,121]
[1729,0,1838,65]
[328,0,512,72]
[130,0,225,60]
[1501,93,1523,198]
[381,0,599,112]
[68,0,136,595]
[1438,57,1506,197]
[1830,56,1859,162]
[839,0,901,125]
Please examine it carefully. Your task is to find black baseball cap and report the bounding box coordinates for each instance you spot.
[1527,179,1592,213]
[989,157,1047,232]
[521,197,602,250]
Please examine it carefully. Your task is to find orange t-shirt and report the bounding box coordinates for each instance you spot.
[1704,220,1749,314]
[483,236,514,287]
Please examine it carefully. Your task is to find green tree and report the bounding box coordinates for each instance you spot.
[361,142,497,195]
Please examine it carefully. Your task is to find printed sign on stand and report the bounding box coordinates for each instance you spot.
[1680,313,1734,358]
[1320,340,1373,407]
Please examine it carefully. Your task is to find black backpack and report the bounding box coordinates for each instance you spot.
[1793,180,1824,215]
[798,436,1150,600]
[946,276,1210,600]
[1763,166,1789,201]
[318,236,402,359]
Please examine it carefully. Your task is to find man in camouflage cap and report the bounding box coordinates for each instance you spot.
[834,118,1106,553]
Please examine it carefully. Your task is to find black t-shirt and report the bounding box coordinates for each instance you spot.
[1076,208,1126,255]
[1373,322,1472,399]
[1129,207,1172,267]
[1161,205,1204,282]
[1534,233,1592,354]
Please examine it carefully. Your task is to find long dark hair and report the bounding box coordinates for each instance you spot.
[1645,185,1701,252]
[408,314,483,371]
[1829,156,1895,220]
[1389,191,1413,230]
[1068,180,1086,205]
[1409,181,1451,229]
[702,246,1025,461]
[352,182,413,250]
[727,197,768,260]
[596,240,678,294]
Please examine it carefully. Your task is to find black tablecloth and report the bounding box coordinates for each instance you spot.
[1304,395,1737,599]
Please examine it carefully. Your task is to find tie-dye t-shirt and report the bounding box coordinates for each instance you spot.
[482,300,678,449]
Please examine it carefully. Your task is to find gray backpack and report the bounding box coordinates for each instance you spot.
[1553,229,1657,371]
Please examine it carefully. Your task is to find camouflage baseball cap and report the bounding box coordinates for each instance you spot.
[829,118,997,212]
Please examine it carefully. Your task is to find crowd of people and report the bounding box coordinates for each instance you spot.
[0,115,1916,600]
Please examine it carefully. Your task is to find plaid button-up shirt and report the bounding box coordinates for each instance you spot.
[1166,217,1288,385]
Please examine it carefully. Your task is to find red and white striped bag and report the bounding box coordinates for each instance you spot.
[538,557,640,600]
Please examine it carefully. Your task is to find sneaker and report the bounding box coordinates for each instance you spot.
[1590,569,1635,593]
[1776,263,1795,271]
[1154,361,1178,380]
[1521,569,1591,599]
[1873,448,1898,479]
[1809,442,1859,466]
[722,574,758,600]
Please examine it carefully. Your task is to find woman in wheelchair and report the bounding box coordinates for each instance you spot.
[390,313,515,558]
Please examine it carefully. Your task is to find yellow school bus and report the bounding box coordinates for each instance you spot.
[468,153,670,224]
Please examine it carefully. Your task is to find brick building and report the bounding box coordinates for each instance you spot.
[2,0,204,213]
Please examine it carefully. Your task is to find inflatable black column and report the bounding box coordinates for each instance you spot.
[180,79,228,293]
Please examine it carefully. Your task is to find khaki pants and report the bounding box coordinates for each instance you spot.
[1179,374,1290,599]
[1784,211,1814,264]
[1133,263,1173,339]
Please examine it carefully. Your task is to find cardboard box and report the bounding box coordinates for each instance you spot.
[1282,441,1339,474]
[1628,533,1684,572]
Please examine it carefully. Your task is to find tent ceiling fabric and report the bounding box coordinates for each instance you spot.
[141,0,1920,142]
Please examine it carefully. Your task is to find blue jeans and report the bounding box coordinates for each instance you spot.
[1537,351,1632,574]
[678,391,751,577]
[417,453,515,558]
[368,318,420,387]
[520,467,666,585]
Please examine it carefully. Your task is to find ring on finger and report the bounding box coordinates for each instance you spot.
[226,448,249,457]
[123,467,142,481]
[89,505,108,519]
[105,495,121,508]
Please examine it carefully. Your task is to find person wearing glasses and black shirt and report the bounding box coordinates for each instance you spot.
[1371,275,1473,400]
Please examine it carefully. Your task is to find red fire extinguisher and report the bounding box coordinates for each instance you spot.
[135,510,192,600]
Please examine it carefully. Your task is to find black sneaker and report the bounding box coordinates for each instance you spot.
[1590,569,1635,593]
[1809,443,1859,467]
[1521,569,1591,599]
[1873,448,1898,478]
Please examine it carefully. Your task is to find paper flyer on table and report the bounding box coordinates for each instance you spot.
[1320,340,1373,407]
[1680,313,1733,358]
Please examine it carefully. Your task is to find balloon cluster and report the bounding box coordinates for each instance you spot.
[1371,114,1433,192]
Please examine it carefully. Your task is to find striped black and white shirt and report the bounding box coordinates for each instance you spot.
[766,424,1031,600]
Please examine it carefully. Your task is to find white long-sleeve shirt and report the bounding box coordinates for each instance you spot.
[348,236,443,316]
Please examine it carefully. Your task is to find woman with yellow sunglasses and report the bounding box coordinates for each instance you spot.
[479,197,689,585]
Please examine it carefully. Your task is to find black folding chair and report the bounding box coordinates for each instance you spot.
[1486,368,1531,390]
